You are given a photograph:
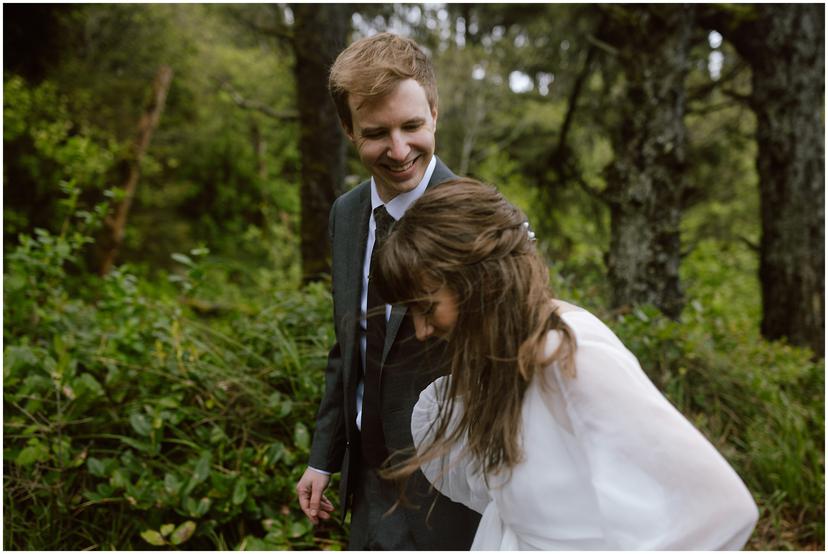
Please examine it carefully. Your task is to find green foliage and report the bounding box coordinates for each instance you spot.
[3,215,343,549]
[3,75,121,244]
[4,5,302,274]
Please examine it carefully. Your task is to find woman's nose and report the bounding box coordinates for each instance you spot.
[412,313,433,341]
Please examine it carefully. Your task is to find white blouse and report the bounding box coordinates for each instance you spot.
[412,309,759,550]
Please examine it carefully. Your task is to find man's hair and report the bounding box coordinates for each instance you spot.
[328,32,438,131]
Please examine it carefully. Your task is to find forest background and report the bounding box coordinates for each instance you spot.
[3,3,824,550]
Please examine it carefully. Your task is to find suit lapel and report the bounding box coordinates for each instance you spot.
[347,186,372,306]
[381,157,458,364]
[340,184,371,387]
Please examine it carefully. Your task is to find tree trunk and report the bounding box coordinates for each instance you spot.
[600,6,695,318]
[99,65,173,275]
[724,5,824,356]
[292,5,350,283]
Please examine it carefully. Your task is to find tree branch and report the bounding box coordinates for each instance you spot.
[218,79,298,121]
[721,88,752,104]
[585,33,619,57]
[554,43,596,164]
[687,100,740,117]
[543,37,603,200]
[686,60,749,102]
[737,234,760,253]
[223,5,293,43]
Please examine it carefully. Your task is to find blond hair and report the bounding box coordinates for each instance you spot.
[328,32,438,131]
[374,178,576,482]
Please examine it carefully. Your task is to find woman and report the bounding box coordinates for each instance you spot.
[373,178,759,550]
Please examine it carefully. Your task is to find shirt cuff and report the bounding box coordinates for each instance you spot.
[308,465,332,476]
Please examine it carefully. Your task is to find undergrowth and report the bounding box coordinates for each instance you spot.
[4,219,823,550]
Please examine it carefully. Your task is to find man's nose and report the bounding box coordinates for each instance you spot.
[386,131,411,161]
[412,313,433,341]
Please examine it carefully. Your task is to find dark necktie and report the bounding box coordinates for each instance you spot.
[361,205,395,467]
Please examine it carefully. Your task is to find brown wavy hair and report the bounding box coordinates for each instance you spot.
[374,178,577,482]
[328,32,438,132]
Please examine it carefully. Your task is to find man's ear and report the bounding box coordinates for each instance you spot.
[342,122,355,142]
[431,106,439,129]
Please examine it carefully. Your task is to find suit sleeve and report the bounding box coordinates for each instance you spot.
[307,197,348,472]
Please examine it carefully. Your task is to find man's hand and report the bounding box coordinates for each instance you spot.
[296,468,335,524]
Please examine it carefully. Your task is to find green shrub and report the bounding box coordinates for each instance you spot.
[3,220,345,549]
[4,217,822,550]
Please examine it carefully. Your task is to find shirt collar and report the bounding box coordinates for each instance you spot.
[370,155,437,220]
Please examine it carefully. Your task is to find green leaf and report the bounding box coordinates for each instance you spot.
[232,479,248,505]
[96,483,114,497]
[289,520,309,538]
[77,373,104,397]
[209,425,226,444]
[185,453,211,495]
[117,435,153,453]
[192,453,211,484]
[129,413,152,436]
[293,422,310,451]
[4,345,38,378]
[160,523,175,537]
[157,396,181,409]
[171,253,193,266]
[140,530,166,546]
[164,473,182,496]
[109,468,130,489]
[194,497,211,517]
[265,442,286,466]
[16,442,49,466]
[169,521,196,545]
[87,457,107,477]
[184,496,198,516]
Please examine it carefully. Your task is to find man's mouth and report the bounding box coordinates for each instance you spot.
[385,156,418,173]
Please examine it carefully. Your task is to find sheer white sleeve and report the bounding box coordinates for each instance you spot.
[546,315,759,549]
[410,376,490,514]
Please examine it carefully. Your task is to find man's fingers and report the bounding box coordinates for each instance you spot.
[297,481,312,510]
[295,469,331,525]
[309,482,323,516]
[296,479,318,523]
[316,495,334,521]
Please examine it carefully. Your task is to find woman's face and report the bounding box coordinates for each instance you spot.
[409,285,459,341]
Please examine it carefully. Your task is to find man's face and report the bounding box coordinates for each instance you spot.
[346,79,438,203]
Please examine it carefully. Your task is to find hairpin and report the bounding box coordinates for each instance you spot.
[523,221,537,242]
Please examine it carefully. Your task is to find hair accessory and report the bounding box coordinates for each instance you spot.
[523,221,537,242]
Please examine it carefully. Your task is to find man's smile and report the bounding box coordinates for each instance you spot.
[385,155,419,174]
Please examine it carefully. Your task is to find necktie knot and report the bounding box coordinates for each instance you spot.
[373,205,396,244]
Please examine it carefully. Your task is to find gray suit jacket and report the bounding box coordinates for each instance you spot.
[308,157,479,549]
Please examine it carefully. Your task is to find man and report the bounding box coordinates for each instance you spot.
[295,33,480,549]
